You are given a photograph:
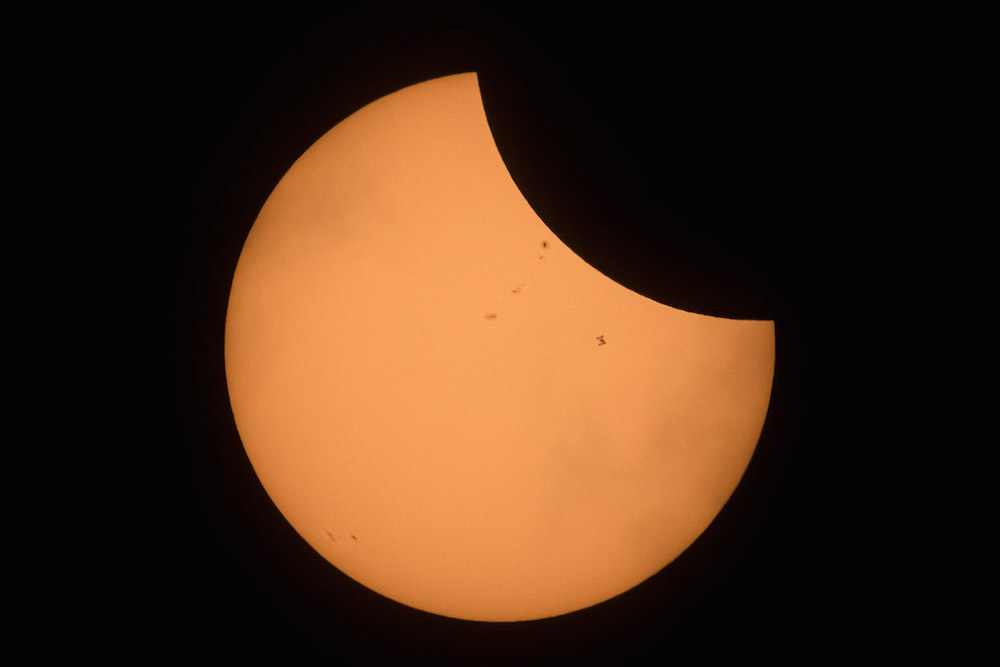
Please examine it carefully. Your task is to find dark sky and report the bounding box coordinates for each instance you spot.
[168,5,906,662]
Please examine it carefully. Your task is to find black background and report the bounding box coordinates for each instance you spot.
[168,4,908,662]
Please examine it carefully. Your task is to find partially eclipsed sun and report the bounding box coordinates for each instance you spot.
[224,72,775,622]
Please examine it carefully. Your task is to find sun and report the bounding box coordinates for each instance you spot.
[224,72,774,621]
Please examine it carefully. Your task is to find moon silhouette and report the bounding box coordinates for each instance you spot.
[224,72,775,622]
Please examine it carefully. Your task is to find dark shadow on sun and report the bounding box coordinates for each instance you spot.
[475,34,791,321]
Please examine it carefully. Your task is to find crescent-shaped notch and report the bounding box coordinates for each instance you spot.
[225,73,775,621]
[477,52,779,320]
